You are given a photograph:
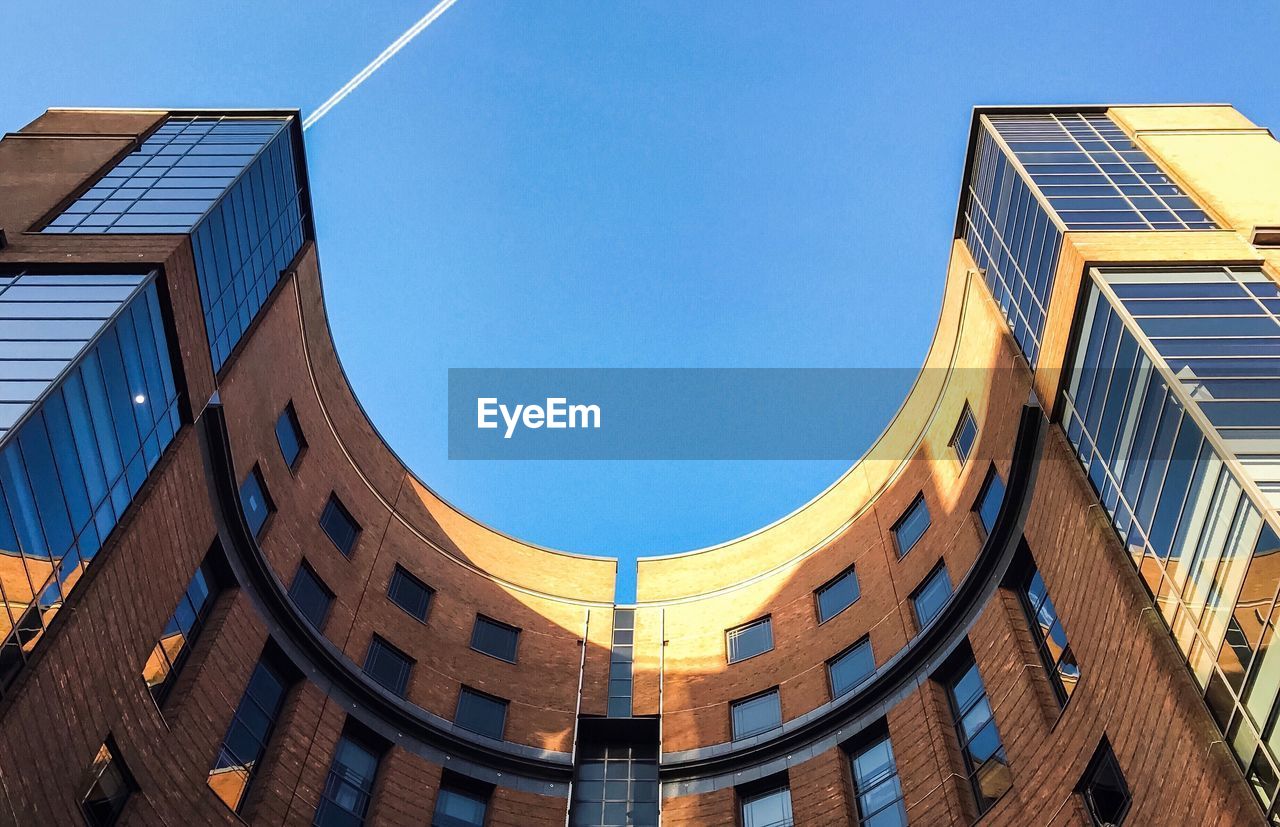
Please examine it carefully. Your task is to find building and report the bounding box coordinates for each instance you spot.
[0,103,1277,826]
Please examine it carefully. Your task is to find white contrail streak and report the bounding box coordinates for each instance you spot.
[303,0,461,131]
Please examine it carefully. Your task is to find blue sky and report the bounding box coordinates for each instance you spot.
[5,2,1279,601]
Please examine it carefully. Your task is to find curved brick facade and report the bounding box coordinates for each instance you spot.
[0,104,1277,826]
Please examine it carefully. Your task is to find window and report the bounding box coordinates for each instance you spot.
[455,687,508,740]
[314,727,383,827]
[275,402,305,469]
[431,776,491,827]
[815,566,860,623]
[951,404,978,464]
[943,653,1012,815]
[850,734,906,827]
[569,739,659,827]
[1078,738,1131,826]
[387,565,432,621]
[208,656,291,812]
[81,737,136,827]
[1018,563,1079,706]
[608,609,635,718]
[912,563,952,628]
[289,561,333,630]
[828,638,875,698]
[143,554,223,705]
[470,615,520,663]
[974,466,1006,536]
[363,636,413,697]
[731,689,782,740]
[892,495,930,557]
[239,466,273,539]
[726,617,773,663]
[740,781,793,827]
[320,494,360,556]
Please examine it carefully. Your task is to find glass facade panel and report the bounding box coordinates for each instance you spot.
[42,116,288,235]
[727,616,773,663]
[816,567,860,623]
[455,687,507,740]
[432,786,489,827]
[470,615,519,663]
[731,689,782,739]
[1017,564,1079,705]
[829,638,875,698]
[208,657,289,812]
[1064,267,1280,816]
[740,784,793,827]
[313,731,381,827]
[569,741,659,827]
[851,735,907,827]
[0,274,179,692]
[608,609,635,717]
[944,657,1012,814]
[387,565,432,621]
[363,636,412,697]
[892,495,930,557]
[912,564,951,628]
[81,738,136,827]
[144,556,220,704]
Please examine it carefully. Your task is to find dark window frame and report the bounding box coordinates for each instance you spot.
[431,770,494,827]
[1013,557,1078,709]
[827,636,875,700]
[239,464,275,540]
[470,615,521,664]
[910,561,952,630]
[730,687,783,740]
[725,616,774,664]
[314,722,387,827]
[814,565,860,624]
[950,403,979,465]
[362,635,414,697]
[455,686,509,741]
[145,547,230,708]
[320,494,361,557]
[846,727,907,827]
[274,401,307,472]
[387,564,433,623]
[1077,737,1131,826]
[288,559,334,631]
[736,773,793,827]
[207,649,297,814]
[939,649,1012,816]
[972,464,1007,538]
[80,735,138,827]
[891,493,931,558]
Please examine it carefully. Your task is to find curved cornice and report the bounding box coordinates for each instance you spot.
[198,401,576,792]
[659,404,1044,791]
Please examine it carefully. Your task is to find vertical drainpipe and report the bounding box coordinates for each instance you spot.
[566,607,590,827]
[658,607,666,825]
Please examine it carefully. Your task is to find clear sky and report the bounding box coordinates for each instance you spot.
[5,2,1279,601]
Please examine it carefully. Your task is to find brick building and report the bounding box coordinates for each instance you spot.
[0,104,1278,825]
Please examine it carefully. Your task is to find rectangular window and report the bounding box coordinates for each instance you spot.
[363,636,413,697]
[815,566,860,623]
[470,616,519,663]
[943,654,1012,815]
[314,727,383,827]
[239,466,273,539]
[288,561,333,630]
[274,402,305,469]
[912,563,952,629]
[951,404,978,464]
[974,466,1007,536]
[850,734,907,827]
[1078,738,1131,826]
[387,565,432,622]
[455,687,508,740]
[81,737,136,827]
[608,608,635,718]
[726,616,773,663]
[731,688,782,740]
[892,495,930,557]
[208,656,291,812]
[431,777,491,827]
[828,638,875,698]
[569,739,659,826]
[1018,564,1079,706]
[320,494,360,556]
[143,554,223,705]
[740,782,793,827]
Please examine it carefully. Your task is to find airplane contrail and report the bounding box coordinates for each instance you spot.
[303,0,461,131]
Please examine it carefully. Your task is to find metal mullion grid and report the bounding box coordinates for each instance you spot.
[852,743,905,824]
[1057,113,1158,231]
[947,673,1003,807]
[87,119,209,234]
[963,183,1046,354]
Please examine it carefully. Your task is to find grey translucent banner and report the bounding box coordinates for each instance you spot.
[448,368,1024,460]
